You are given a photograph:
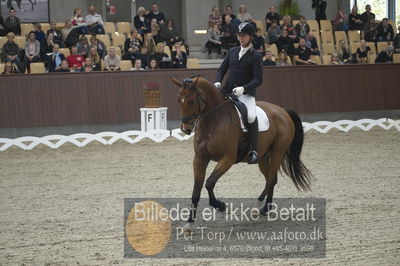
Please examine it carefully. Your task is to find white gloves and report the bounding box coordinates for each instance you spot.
[214,82,221,89]
[233,86,245,96]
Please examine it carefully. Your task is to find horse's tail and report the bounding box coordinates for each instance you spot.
[281,109,312,191]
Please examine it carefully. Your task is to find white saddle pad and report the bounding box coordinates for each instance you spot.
[234,105,270,132]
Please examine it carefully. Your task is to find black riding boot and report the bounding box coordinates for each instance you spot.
[247,118,259,164]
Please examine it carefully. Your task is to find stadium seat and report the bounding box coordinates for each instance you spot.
[30,62,46,74]
[334,31,347,45]
[254,20,265,36]
[389,20,396,31]
[265,43,278,57]
[100,59,105,71]
[320,20,332,32]
[40,23,50,33]
[322,55,331,65]
[366,42,377,55]
[292,20,299,26]
[368,53,376,64]
[349,42,360,54]
[112,34,126,48]
[322,42,335,55]
[321,31,334,44]
[393,54,400,63]
[187,58,200,69]
[0,63,4,73]
[0,36,7,49]
[117,22,132,34]
[95,34,111,48]
[21,23,34,36]
[377,42,389,53]
[114,46,122,57]
[348,31,360,44]
[103,22,116,35]
[56,23,65,30]
[59,48,71,57]
[311,55,322,65]
[120,60,132,71]
[308,20,320,35]
[14,36,26,48]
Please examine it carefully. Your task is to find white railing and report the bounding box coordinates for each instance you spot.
[0,118,399,151]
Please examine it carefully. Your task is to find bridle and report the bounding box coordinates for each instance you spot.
[179,78,231,132]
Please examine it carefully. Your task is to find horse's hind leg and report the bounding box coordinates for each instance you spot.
[205,157,235,211]
[258,148,286,215]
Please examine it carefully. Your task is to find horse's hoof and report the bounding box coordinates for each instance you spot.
[183,222,194,233]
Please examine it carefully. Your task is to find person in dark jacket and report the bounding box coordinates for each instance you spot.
[160,19,181,49]
[134,6,149,35]
[171,42,187,68]
[294,16,310,39]
[360,5,375,30]
[312,0,327,21]
[220,14,238,52]
[146,3,166,25]
[4,8,21,35]
[394,26,400,54]
[48,44,66,72]
[214,22,263,164]
[265,5,280,30]
[375,45,394,63]
[252,28,265,56]
[122,29,142,63]
[222,5,239,26]
[2,32,20,63]
[376,18,394,42]
[263,50,276,66]
[349,5,363,31]
[276,29,295,56]
[0,15,6,36]
[47,20,64,47]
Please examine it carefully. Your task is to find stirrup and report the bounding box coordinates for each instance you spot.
[248,150,258,164]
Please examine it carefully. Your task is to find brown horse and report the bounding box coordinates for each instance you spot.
[171,76,311,231]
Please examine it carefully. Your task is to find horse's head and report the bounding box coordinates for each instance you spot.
[171,77,206,135]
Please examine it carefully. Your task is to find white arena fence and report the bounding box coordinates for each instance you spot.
[0,118,399,151]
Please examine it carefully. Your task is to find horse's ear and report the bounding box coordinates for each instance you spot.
[170,77,183,88]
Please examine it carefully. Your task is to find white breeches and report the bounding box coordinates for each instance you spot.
[238,94,256,123]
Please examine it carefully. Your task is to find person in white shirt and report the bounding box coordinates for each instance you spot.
[85,5,105,34]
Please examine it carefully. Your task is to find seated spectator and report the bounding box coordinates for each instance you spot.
[41,32,55,62]
[47,20,63,47]
[364,18,377,42]
[2,32,20,63]
[4,7,20,35]
[263,50,276,66]
[130,58,145,71]
[57,60,71,72]
[333,7,348,31]
[356,40,370,63]
[76,36,90,57]
[276,50,291,66]
[66,45,84,71]
[152,42,170,69]
[123,29,142,62]
[1,60,19,74]
[147,3,166,25]
[48,44,65,72]
[294,38,312,65]
[62,20,80,47]
[376,18,394,42]
[222,5,239,27]
[33,23,45,43]
[265,5,280,30]
[394,26,400,53]
[349,5,363,31]
[71,8,90,35]
[276,29,295,56]
[336,39,352,62]
[147,58,159,70]
[205,24,222,58]
[24,31,41,72]
[282,15,297,40]
[330,52,344,65]
[104,47,121,71]
[375,45,394,63]
[295,16,310,40]
[237,4,255,24]
[136,46,150,69]
[134,6,149,35]
[80,57,100,72]
[360,4,375,31]
[87,46,101,69]
[90,35,107,59]
[161,19,181,49]
[220,15,238,53]
[171,42,187,68]
[143,32,156,54]
[85,5,105,34]
[305,32,320,55]
[253,28,265,56]
[209,7,222,29]
[150,18,163,43]
[0,15,5,36]
[266,20,281,44]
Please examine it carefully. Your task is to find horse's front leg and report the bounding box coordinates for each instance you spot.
[205,157,236,211]
[183,154,209,232]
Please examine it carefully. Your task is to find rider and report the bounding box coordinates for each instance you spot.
[214,22,263,164]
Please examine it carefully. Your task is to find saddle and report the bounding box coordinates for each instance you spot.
[228,94,249,129]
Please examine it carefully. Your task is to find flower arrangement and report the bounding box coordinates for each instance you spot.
[279,0,300,18]
[144,82,161,90]
[144,82,162,108]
